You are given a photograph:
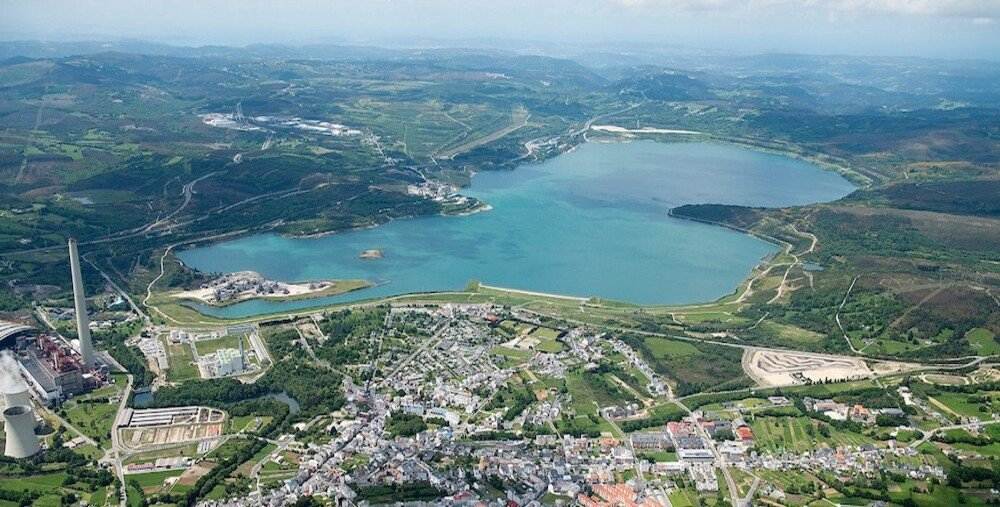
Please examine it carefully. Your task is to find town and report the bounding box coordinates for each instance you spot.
[1,19,999,507]
[1,240,998,507]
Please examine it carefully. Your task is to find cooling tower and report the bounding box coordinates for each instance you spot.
[3,405,40,458]
[68,238,95,368]
[0,352,30,409]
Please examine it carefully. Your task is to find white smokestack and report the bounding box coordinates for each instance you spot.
[3,405,40,458]
[68,238,95,368]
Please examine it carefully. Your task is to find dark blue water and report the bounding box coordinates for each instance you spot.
[177,141,854,317]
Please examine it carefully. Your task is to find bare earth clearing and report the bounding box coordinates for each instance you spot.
[744,349,873,387]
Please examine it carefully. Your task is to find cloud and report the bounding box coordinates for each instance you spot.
[607,0,1000,20]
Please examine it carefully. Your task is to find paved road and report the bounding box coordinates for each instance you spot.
[84,254,150,323]
[377,321,448,387]
[909,418,1000,448]
[46,407,99,448]
[110,373,134,507]
[517,306,993,374]
[836,275,862,353]
[739,476,761,507]
[674,398,742,507]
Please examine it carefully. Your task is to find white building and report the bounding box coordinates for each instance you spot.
[215,348,245,377]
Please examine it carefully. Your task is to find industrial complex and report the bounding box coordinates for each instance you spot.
[0,239,112,458]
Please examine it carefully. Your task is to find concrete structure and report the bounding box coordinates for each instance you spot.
[3,404,41,458]
[677,448,715,463]
[68,238,95,368]
[0,351,31,409]
[121,406,204,427]
[18,336,91,404]
[238,337,246,371]
[215,348,245,376]
[0,320,32,346]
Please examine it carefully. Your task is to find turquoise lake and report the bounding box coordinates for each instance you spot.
[177,141,855,317]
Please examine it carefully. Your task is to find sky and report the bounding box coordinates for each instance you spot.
[2,0,999,60]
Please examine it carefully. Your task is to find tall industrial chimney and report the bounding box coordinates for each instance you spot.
[68,238,95,368]
[3,405,40,458]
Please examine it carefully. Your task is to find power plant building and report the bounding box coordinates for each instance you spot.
[17,335,92,404]
[214,348,246,377]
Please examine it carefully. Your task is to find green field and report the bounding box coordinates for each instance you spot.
[755,469,823,502]
[644,338,699,358]
[565,373,602,414]
[640,450,677,462]
[966,328,999,355]
[0,473,68,491]
[554,414,618,437]
[226,414,271,434]
[757,321,825,344]
[931,392,996,419]
[751,416,814,453]
[565,370,635,413]
[63,399,118,447]
[952,441,1000,458]
[751,416,872,453]
[529,326,561,340]
[668,489,697,507]
[194,334,252,356]
[886,480,982,507]
[165,339,200,381]
[492,345,533,367]
[0,472,73,507]
[535,338,564,353]
[127,469,185,493]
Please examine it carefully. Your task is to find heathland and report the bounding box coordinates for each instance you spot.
[1,43,997,361]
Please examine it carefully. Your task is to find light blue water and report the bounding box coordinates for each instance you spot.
[177,141,854,318]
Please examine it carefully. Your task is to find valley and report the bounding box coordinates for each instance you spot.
[0,39,997,507]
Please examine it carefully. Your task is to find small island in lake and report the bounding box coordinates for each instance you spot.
[360,249,384,260]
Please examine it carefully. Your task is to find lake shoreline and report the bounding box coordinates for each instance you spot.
[171,140,854,319]
[171,278,372,308]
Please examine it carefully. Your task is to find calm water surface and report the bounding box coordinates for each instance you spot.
[178,141,854,317]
